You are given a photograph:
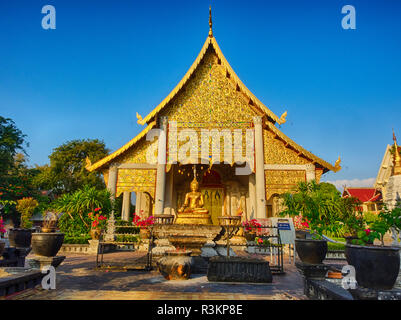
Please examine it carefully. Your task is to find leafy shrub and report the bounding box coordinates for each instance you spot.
[16,197,38,229]
[63,235,91,244]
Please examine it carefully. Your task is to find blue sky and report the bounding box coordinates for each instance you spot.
[0,0,400,190]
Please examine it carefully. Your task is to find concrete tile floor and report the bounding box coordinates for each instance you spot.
[5,251,307,300]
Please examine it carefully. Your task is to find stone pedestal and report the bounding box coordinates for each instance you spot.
[2,247,31,268]
[88,240,100,254]
[207,256,273,283]
[296,262,330,280]
[26,255,66,270]
[348,286,401,300]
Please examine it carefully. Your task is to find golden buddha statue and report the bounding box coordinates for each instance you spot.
[178,178,208,214]
[175,166,212,225]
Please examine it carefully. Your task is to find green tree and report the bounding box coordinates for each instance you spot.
[0,116,27,177]
[33,139,109,194]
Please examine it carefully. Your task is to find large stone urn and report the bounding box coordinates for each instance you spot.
[8,228,32,248]
[157,251,193,280]
[345,244,400,290]
[31,233,65,257]
[295,239,327,264]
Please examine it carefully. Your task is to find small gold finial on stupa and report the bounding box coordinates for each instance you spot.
[392,129,401,175]
[209,6,213,37]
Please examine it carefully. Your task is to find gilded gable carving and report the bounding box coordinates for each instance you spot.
[161,49,257,126]
[115,138,158,165]
[116,168,156,198]
[265,169,306,199]
[263,129,310,165]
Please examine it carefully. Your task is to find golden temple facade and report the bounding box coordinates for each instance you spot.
[86,9,341,224]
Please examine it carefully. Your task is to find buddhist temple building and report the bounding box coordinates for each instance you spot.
[85,8,341,224]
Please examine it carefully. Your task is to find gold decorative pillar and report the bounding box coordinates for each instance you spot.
[155,116,168,215]
[253,116,266,219]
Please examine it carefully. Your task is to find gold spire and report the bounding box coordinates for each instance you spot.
[392,129,401,175]
[209,6,213,37]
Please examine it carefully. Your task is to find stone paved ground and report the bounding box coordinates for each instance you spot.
[4,251,307,300]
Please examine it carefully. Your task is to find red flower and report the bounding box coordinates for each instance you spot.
[95,207,101,212]
[365,229,371,235]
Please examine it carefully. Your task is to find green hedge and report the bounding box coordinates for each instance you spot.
[327,241,346,251]
[115,226,139,234]
[115,234,139,243]
[63,235,91,244]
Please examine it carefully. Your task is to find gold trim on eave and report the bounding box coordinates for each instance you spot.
[85,121,157,172]
[137,35,287,126]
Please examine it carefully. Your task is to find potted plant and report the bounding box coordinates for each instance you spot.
[133,214,154,239]
[9,197,38,248]
[88,208,107,240]
[242,219,262,241]
[31,212,65,257]
[345,203,401,291]
[0,216,6,255]
[280,181,344,264]
[293,214,311,239]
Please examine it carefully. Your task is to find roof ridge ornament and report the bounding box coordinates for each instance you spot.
[392,128,401,175]
[209,6,213,38]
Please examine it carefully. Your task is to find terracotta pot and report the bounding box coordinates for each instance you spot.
[90,228,101,240]
[31,233,65,257]
[158,251,193,280]
[295,239,327,264]
[139,228,151,239]
[345,244,400,290]
[8,228,32,248]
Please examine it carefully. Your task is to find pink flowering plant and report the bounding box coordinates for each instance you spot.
[354,202,401,246]
[0,216,6,237]
[293,214,310,230]
[88,207,107,230]
[242,219,262,233]
[133,214,154,229]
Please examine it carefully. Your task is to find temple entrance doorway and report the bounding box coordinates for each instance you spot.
[200,169,224,225]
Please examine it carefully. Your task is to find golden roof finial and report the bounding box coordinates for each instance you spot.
[209,6,213,37]
[392,129,401,175]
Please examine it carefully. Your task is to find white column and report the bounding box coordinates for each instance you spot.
[107,164,118,200]
[135,192,142,216]
[122,191,131,221]
[253,116,266,219]
[154,116,168,215]
[164,168,174,215]
[305,164,316,182]
[248,173,256,219]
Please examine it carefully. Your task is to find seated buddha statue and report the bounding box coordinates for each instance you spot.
[178,178,209,215]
